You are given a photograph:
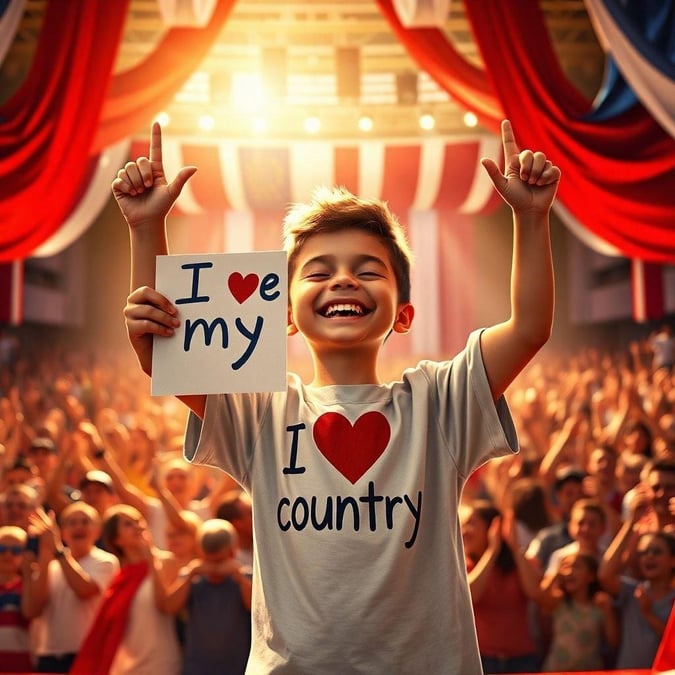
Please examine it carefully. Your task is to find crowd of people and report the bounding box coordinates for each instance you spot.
[0,322,672,674]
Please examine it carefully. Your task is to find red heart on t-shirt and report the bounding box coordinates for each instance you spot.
[228,272,259,304]
[313,411,391,484]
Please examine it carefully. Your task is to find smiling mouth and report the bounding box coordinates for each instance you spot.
[319,302,370,318]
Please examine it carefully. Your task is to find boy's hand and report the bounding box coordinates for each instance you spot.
[28,508,61,559]
[481,119,560,216]
[111,122,197,229]
[124,286,180,374]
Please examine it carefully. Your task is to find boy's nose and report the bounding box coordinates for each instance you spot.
[330,270,358,288]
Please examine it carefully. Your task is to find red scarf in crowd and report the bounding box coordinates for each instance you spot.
[70,560,148,675]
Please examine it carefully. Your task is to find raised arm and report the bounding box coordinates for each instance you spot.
[479,120,560,401]
[598,496,644,596]
[467,516,502,602]
[111,122,205,418]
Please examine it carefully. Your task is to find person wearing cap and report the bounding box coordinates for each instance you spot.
[29,437,79,514]
[78,471,118,519]
[26,438,58,476]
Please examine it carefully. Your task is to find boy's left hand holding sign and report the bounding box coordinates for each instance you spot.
[113,123,287,396]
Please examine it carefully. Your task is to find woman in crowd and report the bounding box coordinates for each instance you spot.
[599,490,675,669]
[71,504,181,675]
[461,500,542,674]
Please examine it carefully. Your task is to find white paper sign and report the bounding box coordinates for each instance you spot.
[151,251,287,395]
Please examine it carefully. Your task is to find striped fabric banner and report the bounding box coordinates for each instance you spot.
[631,259,665,323]
[0,261,23,325]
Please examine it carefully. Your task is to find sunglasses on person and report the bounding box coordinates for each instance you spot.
[0,544,24,555]
[637,546,667,557]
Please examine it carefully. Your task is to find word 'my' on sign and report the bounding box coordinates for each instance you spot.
[152,251,287,396]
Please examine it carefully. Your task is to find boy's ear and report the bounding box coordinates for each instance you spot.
[392,303,414,334]
[287,308,298,336]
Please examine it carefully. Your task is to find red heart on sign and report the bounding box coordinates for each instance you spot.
[228,272,259,304]
[313,411,390,484]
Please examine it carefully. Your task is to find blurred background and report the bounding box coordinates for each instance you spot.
[0,0,673,376]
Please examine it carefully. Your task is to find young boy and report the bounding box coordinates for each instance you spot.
[542,497,608,583]
[113,119,559,673]
[155,518,252,675]
[0,525,42,672]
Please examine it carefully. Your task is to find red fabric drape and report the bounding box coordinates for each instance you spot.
[0,0,129,263]
[376,0,502,132]
[70,561,149,675]
[463,0,675,263]
[0,0,236,263]
[92,0,236,152]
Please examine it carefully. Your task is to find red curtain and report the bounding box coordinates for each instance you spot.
[0,0,129,263]
[463,0,675,263]
[377,0,675,263]
[376,0,502,132]
[0,0,236,263]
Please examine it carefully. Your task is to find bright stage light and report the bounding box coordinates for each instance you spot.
[358,115,373,132]
[231,73,266,113]
[304,116,321,134]
[251,115,268,135]
[463,111,478,128]
[154,111,170,127]
[198,115,215,132]
[419,113,435,130]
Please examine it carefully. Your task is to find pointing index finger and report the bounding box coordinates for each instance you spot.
[501,119,520,161]
[149,121,163,164]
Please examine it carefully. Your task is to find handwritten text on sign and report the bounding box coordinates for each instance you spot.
[152,251,287,395]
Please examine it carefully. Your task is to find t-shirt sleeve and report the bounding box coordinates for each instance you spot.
[183,391,273,487]
[418,328,518,478]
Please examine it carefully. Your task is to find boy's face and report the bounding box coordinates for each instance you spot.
[568,507,605,547]
[288,230,413,354]
[201,548,235,582]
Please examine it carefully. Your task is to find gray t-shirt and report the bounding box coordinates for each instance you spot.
[184,330,517,674]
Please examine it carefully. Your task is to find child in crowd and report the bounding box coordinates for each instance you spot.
[538,551,617,672]
[543,497,608,581]
[0,525,41,673]
[156,518,252,675]
[112,119,559,672]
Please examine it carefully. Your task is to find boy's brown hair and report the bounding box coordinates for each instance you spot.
[282,186,413,303]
